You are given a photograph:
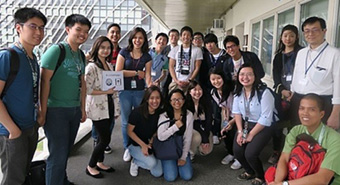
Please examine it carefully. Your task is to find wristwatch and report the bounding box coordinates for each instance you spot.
[135,70,138,76]
[283,181,289,185]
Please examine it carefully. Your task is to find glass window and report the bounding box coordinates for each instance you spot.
[299,0,328,46]
[261,16,274,75]
[277,8,295,46]
[251,22,260,56]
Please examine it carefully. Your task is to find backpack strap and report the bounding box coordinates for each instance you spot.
[1,48,20,99]
[50,43,66,81]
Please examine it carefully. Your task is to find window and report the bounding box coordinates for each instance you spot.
[336,6,340,47]
[261,16,274,75]
[299,0,328,46]
[251,22,260,56]
[277,8,294,46]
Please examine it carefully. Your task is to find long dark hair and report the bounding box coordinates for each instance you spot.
[186,80,210,116]
[235,64,262,100]
[139,85,163,118]
[166,89,187,135]
[127,27,149,53]
[89,36,113,69]
[209,67,234,105]
[276,24,301,54]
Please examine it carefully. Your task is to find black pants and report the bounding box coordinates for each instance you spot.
[223,125,236,155]
[233,123,272,180]
[272,123,283,152]
[88,119,112,167]
[212,100,222,136]
[290,93,332,125]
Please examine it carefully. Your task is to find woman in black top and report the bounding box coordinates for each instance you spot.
[127,85,163,177]
[186,80,213,160]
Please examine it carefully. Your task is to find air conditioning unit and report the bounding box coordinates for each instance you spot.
[213,19,224,29]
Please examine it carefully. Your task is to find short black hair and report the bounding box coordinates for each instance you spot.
[301,93,325,111]
[204,33,218,45]
[14,7,47,26]
[168,29,179,36]
[180,26,193,37]
[193,32,204,39]
[223,35,240,49]
[107,23,121,33]
[65,14,91,29]
[155,32,169,43]
[302,16,326,32]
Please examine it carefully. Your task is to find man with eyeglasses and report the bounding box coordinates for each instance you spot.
[0,8,47,185]
[290,17,340,130]
[222,35,265,81]
[192,32,204,48]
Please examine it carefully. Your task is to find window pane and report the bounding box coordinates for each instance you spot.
[261,16,274,75]
[251,22,260,56]
[300,0,328,46]
[277,8,295,46]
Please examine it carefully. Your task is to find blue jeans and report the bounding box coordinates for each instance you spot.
[161,154,193,182]
[119,90,144,148]
[44,107,81,185]
[128,145,163,177]
[91,118,115,141]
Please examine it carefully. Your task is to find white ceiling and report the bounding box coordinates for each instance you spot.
[136,0,238,33]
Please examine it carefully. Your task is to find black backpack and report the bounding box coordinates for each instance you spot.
[257,83,283,122]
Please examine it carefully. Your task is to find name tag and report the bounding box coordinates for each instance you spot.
[131,80,137,89]
[151,70,156,77]
[286,75,292,82]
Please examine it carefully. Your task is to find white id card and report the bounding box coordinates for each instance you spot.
[151,70,156,77]
[299,78,308,86]
[286,75,292,81]
[131,80,137,89]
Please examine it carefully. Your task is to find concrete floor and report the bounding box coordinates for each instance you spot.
[67,120,274,185]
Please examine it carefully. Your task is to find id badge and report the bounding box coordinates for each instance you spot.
[286,75,292,82]
[151,70,156,77]
[131,80,137,89]
[299,78,308,86]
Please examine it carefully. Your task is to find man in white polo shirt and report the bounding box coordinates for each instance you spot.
[290,16,340,130]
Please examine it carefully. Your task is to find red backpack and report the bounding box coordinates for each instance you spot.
[265,131,326,183]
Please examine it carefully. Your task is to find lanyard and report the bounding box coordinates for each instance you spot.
[66,43,82,89]
[15,42,38,104]
[243,89,251,130]
[179,44,192,69]
[282,52,295,76]
[209,50,223,67]
[306,124,325,145]
[304,43,328,76]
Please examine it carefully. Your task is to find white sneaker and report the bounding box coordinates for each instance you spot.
[123,149,131,162]
[221,154,234,165]
[129,159,138,177]
[213,136,220,145]
[230,159,242,170]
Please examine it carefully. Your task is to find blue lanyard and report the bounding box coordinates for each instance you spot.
[304,43,328,76]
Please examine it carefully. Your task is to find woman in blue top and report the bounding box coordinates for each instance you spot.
[116,27,152,161]
[232,64,276,185]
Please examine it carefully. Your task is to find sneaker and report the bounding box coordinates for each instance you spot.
[268,152,280,164]
[129,159,138,177]
[221,154,234,165]
[213,136,220,145]
[104,146,112,154]
[123,149,131,162]
[231,159,242,170]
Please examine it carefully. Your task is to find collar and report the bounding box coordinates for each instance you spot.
[308,40,327,52]
[306,122,324,138]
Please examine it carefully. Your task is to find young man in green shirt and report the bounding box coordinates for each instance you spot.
[270,94,340,185]
[39,14,91,185]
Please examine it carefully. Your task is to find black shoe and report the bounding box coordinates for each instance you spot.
[104,146,112,154]
[86,168,103,178]
[237,171,255,181]
[96,165,115,173]
[68,182,75,185]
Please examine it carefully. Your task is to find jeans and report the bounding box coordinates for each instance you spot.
[44,107,81,185]
[119,90,144,148]
[89,119,112,167]
[128,145,163,177]
[161,154,193,182]
[0,124,38,185]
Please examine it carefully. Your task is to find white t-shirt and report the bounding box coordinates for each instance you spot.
[168,45,203,81]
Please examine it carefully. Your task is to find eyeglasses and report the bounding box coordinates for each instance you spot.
[193,37,202,41]
[170,98,184,103]
[226,44,237,50]
[19,23,45,32]
[303,28,322,35]
[239,73,254,77]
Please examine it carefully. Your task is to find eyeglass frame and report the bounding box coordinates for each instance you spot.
[18,23,45,32]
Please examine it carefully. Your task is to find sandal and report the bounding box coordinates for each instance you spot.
[237,171,255,180]
[251,178,265,185]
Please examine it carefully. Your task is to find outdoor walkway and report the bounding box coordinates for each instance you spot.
[67,120,274,185]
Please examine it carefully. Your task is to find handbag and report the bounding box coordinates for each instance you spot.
[152,120,183,160]
[24,160,46,185]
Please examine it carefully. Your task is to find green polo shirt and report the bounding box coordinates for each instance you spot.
[283,123,340,185]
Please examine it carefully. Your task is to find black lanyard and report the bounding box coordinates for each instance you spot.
[179,44,192,68]
[243,90,251,130]
[209,50,222,67]
[304,43,328,76]
[15,42,38,104]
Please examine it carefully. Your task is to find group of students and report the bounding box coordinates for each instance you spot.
[1,7,340,185]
